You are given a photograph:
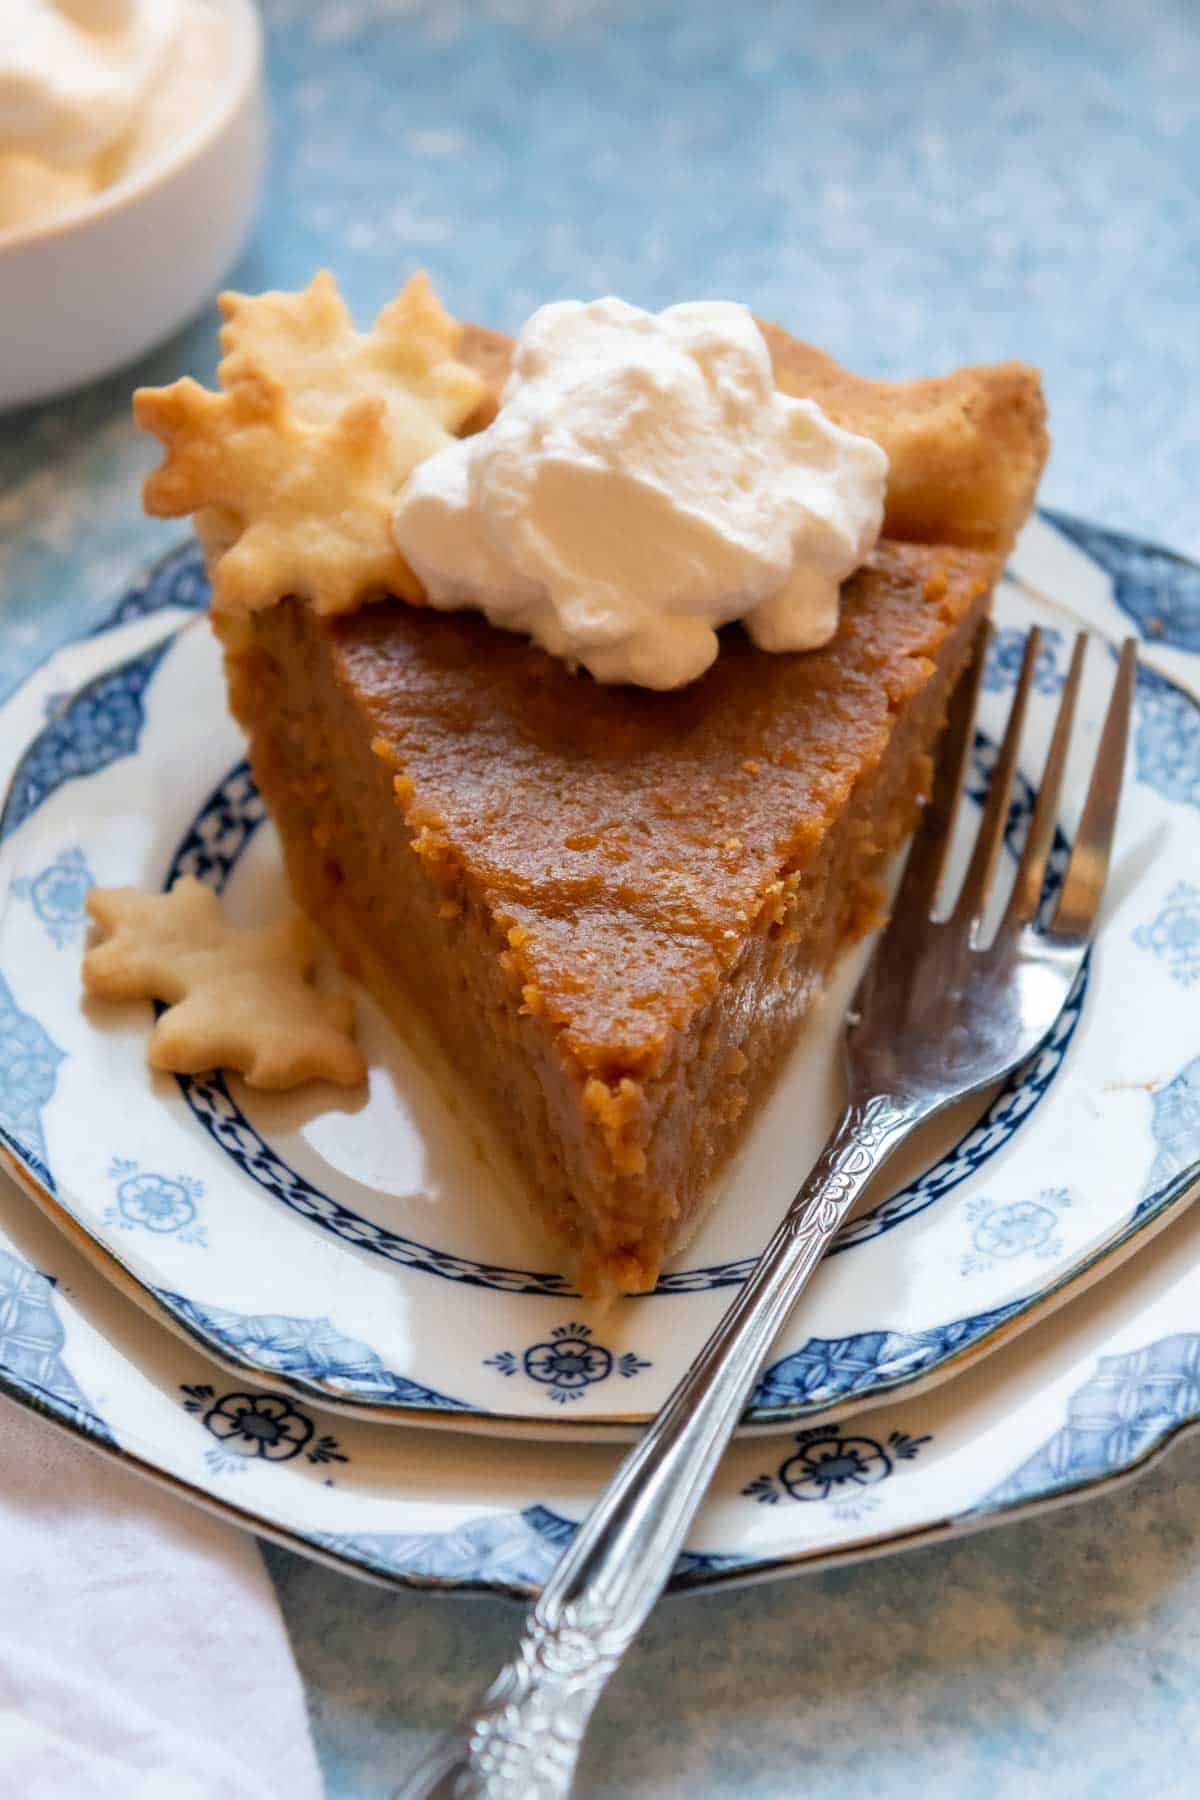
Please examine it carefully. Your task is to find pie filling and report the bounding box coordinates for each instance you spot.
[222,539,991,1296]
[123,277,1047,1299]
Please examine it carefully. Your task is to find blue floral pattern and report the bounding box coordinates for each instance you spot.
[86,543,210,638]
[181,1383,347,1477]
[309,1510,567,1596]
[1,528,1189,1448]
[751,1300,1027,1414]
[962,1187,1072,1276]
[308,1504,748,1599]
[10,846,94,948]
[1,639,172,843]
[1132,665,1200,812]
[103,1157,206,1247]
[983,625,1064,693]
[744,1425,931,1521]
[485,1322,650,1405]
[1133,882,1200,986]
[976,1334,1200,1511]
[1141,1055,1200,1211]
[0,975,65,1193]
[156,1293,473,1411]
[170,1068,578,1299]
[0,1249,111,1444]
[169,759,266,891]
[1045,510,1200,652]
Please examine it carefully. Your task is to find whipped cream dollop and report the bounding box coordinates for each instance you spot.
[0,0,231,234]
[392,297,888,689]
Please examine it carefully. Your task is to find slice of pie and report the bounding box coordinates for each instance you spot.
[137,284,1046,1298]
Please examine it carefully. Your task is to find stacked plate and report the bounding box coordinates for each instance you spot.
[1,511,1198,1600]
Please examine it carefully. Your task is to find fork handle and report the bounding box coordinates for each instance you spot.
[397,1090,916,1800]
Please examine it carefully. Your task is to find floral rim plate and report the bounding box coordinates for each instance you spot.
[0,512,1198,1438]
[0,1082,1198,1600]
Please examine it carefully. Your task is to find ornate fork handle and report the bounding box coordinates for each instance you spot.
[398,1090,918,1800]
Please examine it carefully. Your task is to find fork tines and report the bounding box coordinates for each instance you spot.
[904,624,1138,945]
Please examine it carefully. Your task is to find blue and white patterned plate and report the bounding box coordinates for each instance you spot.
[0,514,1198,1439]
[0,1068,1198,1599]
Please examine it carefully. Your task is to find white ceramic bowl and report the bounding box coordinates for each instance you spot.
[0,0,265,411]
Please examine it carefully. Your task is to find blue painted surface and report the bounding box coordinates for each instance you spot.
[262,1430,1200,1799]
[2,0,1198,708]
[5,1,1199,1793]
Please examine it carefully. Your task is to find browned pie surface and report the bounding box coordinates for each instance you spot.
[333,541,987,1077]
[225,539,991,1293]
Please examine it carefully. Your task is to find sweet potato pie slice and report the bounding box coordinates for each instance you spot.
[207,317,1045,1297]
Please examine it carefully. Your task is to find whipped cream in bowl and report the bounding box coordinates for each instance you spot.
[0,0,235,235]
[0,0,263,409]
[392,298,888,689]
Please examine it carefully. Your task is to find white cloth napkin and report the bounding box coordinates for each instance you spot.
[0,1396,324,1800]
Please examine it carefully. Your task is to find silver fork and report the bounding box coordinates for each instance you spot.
[400,625,1138,1800]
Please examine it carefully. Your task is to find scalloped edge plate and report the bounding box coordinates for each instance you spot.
[0,1071,1198,1600]
[0,513,1198,1439]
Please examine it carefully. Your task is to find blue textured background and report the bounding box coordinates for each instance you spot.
[4,1,1199,1793]
[261,1438,1200,1798]
[3,0,1198,702]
